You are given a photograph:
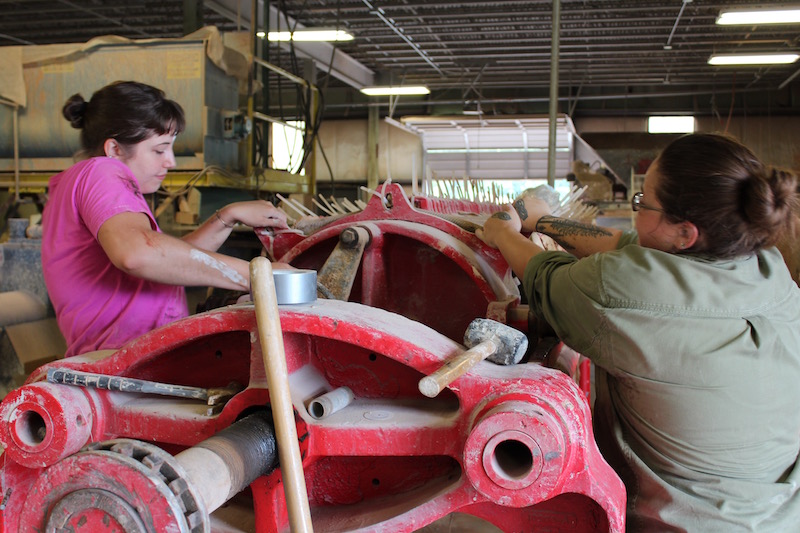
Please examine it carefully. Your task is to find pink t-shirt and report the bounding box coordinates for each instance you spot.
[42,157,187,356]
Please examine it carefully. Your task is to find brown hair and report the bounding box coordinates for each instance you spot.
[654,133,798,259]
[62,81,186,158]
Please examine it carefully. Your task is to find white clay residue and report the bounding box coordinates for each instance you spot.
[190,249,246,285]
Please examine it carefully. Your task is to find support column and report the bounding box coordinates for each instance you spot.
[183,0,203,35]
[303,58,318,199]
[367,105,380,197]
[547,0,561,187]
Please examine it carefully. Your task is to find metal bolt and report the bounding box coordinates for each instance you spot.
[339,227,360,248]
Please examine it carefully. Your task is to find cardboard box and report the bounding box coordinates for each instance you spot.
[5,317,66,374]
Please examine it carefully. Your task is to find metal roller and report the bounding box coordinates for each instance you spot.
[273,269,317,305]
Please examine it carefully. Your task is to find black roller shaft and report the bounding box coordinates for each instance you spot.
[194,411,279,499]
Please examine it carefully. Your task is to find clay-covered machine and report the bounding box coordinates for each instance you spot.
[0,184,625,532]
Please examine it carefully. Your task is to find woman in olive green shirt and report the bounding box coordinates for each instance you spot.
[478,133,800,532]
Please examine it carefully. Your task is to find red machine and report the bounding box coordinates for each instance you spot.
[262,184,591,393]
[261,184,519,343]
[0,184,625,531]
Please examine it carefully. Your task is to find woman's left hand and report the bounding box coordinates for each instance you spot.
[476,204,522,248]
[221,200,289,229]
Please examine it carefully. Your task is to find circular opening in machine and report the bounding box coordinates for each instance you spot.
[309,401,325,419]
[492,438,533,480]
[16,409,48,447]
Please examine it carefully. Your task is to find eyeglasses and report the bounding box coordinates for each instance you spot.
[631,192,666,213]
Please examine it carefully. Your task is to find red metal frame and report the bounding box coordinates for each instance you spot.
[261,185,517,343]
[0,300,625,532]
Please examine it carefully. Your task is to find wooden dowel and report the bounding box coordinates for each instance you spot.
[250,258,314,533]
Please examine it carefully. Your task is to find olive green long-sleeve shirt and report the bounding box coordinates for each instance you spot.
[524,232,800,532]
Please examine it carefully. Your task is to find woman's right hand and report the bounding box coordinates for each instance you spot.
[476,204,521,248]
[512,192,554,232]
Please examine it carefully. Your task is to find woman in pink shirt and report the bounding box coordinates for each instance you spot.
[42,81,289,356]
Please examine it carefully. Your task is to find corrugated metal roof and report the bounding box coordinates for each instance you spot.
[2,1,798,117]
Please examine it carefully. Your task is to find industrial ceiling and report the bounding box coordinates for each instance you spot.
[2,1,800,118]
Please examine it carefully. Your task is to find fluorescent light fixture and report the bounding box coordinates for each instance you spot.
[256,29,354,42]
[648,116,695,134]
[708,53,800,65]
[360,86,431,96]
[717,9,800,25]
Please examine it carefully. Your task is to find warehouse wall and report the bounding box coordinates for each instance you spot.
[314,119,423,184]
[312,115,800,186]
[576,115,800,181]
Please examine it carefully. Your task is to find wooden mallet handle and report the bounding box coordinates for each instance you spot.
[418,338,498,398]
[250,257,314,533]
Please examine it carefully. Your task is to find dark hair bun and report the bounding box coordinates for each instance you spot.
[62,94,88,129]
[738,167,798,249]
[768,168,799,211]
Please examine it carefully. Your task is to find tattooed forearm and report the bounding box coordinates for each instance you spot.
[491,211,512,220]
[535,215,612,250]
[513,198,528,222]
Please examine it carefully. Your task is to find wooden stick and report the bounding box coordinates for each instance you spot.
[341,197,361,213]
[311,198,333,216]
[319,194,336,214]
[418,339,497,398]
[411,152,418,196]
[277,193,317,218]
[275,193,306,218]
[250,258,314,533]
[328,196,347,214]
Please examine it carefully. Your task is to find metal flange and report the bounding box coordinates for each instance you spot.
[19,439,208,533]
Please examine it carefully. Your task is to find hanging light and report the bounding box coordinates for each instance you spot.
[708,53,800,66]
[717,8,800,25]
[256,29,354,42]
[360,86,431,96]
[648,116,695,134]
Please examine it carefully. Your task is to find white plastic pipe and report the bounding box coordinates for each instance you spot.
[308,387,355,420]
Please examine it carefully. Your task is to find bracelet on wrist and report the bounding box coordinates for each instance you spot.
[215,209,235,229]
